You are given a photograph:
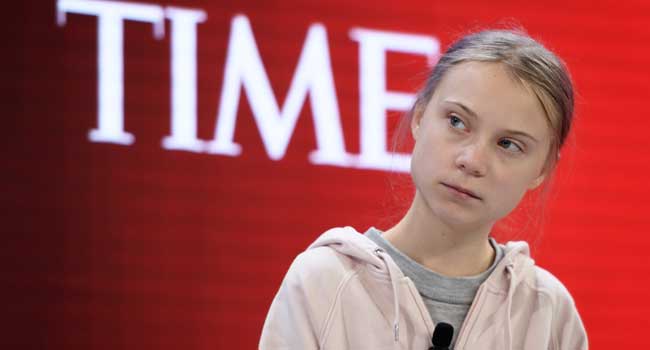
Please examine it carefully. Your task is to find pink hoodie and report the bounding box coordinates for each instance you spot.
[259,226,588,349]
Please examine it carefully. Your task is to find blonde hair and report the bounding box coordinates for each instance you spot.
[387,28,576,243]
[407,29,574,175]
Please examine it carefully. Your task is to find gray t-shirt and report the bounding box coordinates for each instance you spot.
[364,227,504,348]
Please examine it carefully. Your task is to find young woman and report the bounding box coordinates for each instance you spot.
[259,29,588,350]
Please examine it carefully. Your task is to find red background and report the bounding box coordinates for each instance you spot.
[6,0,650,348]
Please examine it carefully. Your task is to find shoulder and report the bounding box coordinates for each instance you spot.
[527,266,588,349]
[289,246,362,278]
[261,242,367,348]
[528,265,577,308]
[283,245,365,297]
[285,225,378,287]
[501,241,576,305]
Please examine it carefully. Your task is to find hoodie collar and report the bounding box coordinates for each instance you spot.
[308,226,388,269]
[484,241,534,290]
[307,227,535,349]
[308,227,534,287]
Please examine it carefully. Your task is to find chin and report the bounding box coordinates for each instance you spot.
[427,197,485,228]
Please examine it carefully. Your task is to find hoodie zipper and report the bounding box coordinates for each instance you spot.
[454,260,516,350]
[453,282,488,349]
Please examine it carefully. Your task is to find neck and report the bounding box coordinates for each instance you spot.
[383,191,496,277]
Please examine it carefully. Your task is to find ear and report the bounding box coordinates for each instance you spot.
[411,103,425,140]
[528,171,546,190]
[529,151,560,190]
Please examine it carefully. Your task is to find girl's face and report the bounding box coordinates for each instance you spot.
[411,61,552,230]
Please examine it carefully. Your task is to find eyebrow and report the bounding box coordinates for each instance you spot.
[444,100,539,143]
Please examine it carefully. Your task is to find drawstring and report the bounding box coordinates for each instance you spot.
[374,248,401,344]
[505,263,516,350]
[374,247,518,349]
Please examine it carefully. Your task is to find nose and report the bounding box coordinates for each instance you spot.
[455,142,487,177]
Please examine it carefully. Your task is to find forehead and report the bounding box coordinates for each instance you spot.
[430,61,550,141]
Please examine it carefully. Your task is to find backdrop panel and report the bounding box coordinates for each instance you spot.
[6,0,650,348]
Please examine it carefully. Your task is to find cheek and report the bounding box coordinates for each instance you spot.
[410,145,427,185]
[490,174,534,216]
[410,138,441,185]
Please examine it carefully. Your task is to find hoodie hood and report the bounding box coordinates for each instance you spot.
[307,226,535,349]
[308,226,405,343]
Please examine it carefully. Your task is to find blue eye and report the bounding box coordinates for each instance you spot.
[449,115,466,130]
[499,139,523,153]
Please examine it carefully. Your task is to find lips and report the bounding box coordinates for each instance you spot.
[442,183,481,200]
